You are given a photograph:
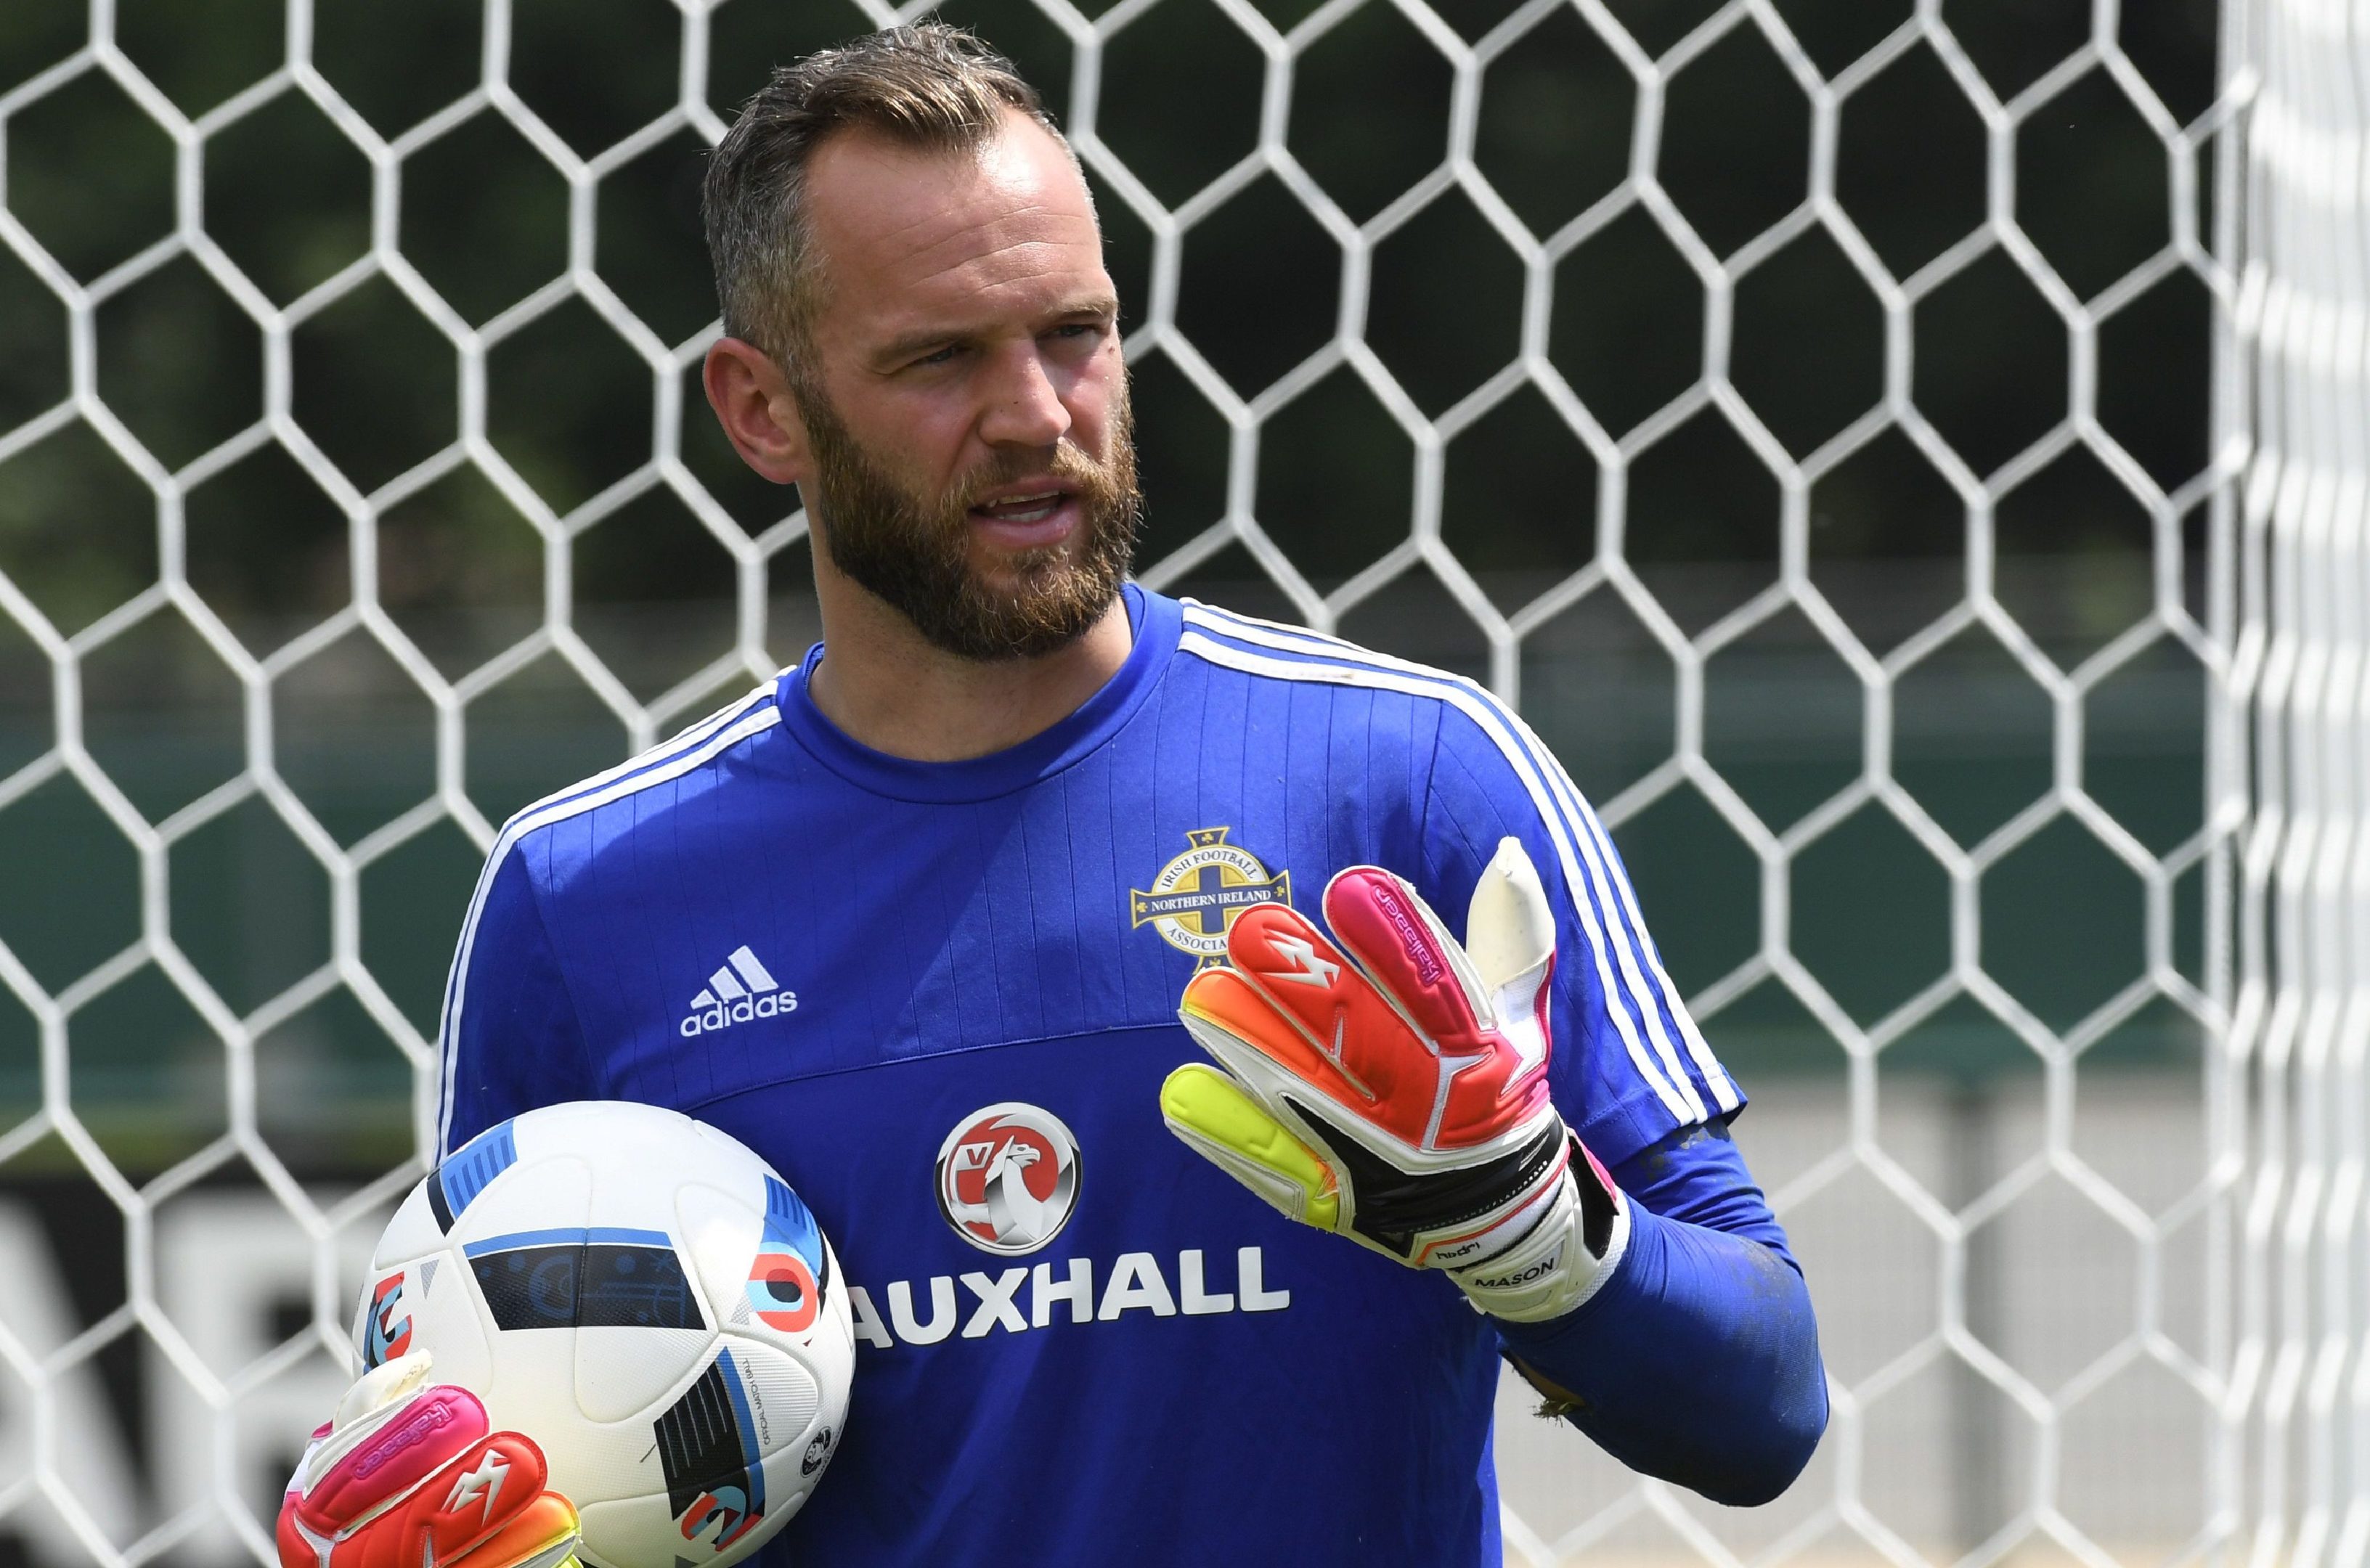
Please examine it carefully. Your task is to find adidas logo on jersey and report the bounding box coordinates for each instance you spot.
[680,944,798,1037]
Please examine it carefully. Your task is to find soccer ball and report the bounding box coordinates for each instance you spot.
[354,1101,854,1568]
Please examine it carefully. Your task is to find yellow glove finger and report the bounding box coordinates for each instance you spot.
[1160,1063,1341,1229]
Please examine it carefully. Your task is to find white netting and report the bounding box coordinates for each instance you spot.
[0,0,2282,1564]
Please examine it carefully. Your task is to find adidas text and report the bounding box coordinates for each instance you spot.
[681,991,797,1036]
[680,944,797,1036]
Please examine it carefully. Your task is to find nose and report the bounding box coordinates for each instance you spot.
[977,344,1072,450]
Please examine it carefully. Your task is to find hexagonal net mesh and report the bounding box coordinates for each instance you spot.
[0,0,2298,1564]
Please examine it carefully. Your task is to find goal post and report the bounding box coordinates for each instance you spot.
[2226,3,2370,1566]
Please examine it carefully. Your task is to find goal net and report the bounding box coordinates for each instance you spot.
[0,0,2313,1564]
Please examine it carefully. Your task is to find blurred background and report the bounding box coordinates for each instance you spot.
[0,1,2237,1566]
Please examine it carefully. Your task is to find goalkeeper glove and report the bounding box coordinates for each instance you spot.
[1162,837,1628,1322]
[277,1352,581,1568]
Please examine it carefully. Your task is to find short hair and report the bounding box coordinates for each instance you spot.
[701,23,1064,375]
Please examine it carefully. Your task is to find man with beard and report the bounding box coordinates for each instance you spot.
[289,25,1824,1568]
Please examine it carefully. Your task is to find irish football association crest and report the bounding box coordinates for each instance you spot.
[1130,828,1291,968]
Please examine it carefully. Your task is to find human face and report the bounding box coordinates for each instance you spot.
[791,112,1137,658]
[797,366,1138,659]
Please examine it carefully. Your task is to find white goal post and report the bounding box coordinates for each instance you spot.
[2230,4,2370,1567]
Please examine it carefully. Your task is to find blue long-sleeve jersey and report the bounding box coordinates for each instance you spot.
[436,586,1825,1563]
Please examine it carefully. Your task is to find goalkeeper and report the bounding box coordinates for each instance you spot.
[353,22,1827,1567]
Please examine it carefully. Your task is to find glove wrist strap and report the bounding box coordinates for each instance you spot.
[1449,1136,1631,1323]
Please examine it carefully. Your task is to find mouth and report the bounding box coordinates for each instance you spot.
[967,486,1079,550]
[969,488,1069,524]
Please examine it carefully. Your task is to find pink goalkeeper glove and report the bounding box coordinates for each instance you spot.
[277,1354,581,1568]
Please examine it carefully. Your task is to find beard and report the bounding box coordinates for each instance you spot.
[797,377,1142,663]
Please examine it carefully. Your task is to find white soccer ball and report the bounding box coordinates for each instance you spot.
[354,1101,854,1568]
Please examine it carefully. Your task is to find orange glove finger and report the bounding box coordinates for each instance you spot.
[1320,866,1544,1128]
[330,1432,571,1568]
[457,1488,579,1568]
[1186,903,1446,1145]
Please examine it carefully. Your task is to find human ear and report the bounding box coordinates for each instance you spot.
[702,337,812,486]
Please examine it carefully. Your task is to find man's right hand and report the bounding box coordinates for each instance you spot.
[277,1353,581,1568]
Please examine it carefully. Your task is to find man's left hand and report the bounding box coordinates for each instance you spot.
[1161,837,1628,1323]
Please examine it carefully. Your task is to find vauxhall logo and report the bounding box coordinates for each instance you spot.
[935,1103,1081,1255]
[854,1101,1291,1352]
[680,944,797,1037]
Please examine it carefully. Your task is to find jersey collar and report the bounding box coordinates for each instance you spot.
[774,583,1180,803]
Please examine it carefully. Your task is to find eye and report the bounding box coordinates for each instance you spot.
[1045,322,1109,353]
[911,344,964,369]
